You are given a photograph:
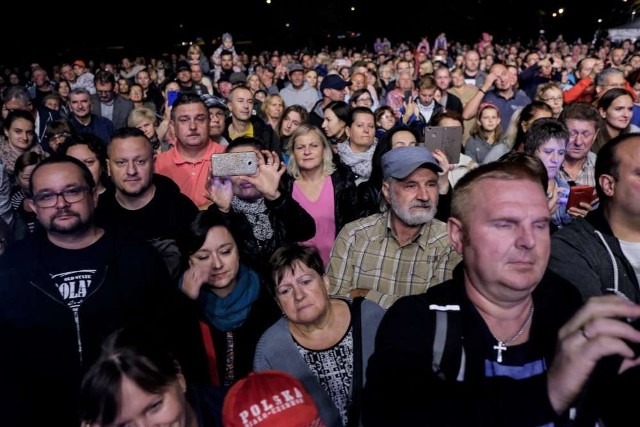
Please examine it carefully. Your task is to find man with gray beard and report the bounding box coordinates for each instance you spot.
[327,146,462,309]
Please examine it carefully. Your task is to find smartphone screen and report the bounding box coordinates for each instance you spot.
[404,90,412,104]
[167,90,179,107]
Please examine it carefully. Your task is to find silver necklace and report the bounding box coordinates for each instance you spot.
[492,304,534,363]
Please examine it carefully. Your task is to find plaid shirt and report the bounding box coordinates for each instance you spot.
[558,152,597,187]
[327,212,462,309]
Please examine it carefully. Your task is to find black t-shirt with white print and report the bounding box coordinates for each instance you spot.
[41,234,109,310]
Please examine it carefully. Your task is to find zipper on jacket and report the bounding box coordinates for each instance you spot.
[29,265,108,364]
[72,308,83,363]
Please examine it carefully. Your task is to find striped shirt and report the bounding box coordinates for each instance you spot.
[327,212,462,309]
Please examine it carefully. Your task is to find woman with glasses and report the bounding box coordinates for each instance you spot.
[535,81,564,118]
[374,105,397,140]
[349,88,374,110]
[44,118,76,153]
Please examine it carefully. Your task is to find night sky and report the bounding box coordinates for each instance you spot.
[1,0,632,68]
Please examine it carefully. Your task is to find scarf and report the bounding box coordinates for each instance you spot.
[231,196,274,241]
[337,141,375,182]
[199,264,261,332]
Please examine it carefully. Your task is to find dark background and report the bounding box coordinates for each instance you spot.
[2,0,636,68]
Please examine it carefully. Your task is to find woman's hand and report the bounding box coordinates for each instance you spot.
[205,174,233,213]
[181,261,212,300]
[241,150,285,201]
[432,149,451,194]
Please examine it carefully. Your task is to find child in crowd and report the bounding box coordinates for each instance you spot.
[465,103,503,164]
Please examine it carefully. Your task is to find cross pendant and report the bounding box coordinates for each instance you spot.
[494,341,507,363]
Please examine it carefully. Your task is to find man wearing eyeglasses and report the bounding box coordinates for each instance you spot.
[0,154,190,426]
[90,70,133,130]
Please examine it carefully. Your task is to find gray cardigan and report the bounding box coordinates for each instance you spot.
[253,297,385,427]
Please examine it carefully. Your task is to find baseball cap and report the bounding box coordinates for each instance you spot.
[382,146,443,180]
[288,63,305,73]
[478,102,499,117]
[229,72,247,85]
[223,370,324,427]
[320,75,351,91]
[72,60,86,68]
[200,94,228,111]
[176,60,191,72]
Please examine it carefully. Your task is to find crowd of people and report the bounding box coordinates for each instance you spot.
[2,29,640,426]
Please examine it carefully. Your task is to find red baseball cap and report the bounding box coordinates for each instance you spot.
[72,60,86,68]
[223,370,324,427]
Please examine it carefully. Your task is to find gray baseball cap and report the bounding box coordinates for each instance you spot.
[382,146,443,179]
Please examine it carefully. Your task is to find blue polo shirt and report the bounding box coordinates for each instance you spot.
[482,89,531,127]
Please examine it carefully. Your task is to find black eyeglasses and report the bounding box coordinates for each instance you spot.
[32,187,89,208]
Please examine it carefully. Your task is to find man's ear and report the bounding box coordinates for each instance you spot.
[381,180,390,204]
[448,217,465,254]
[599,174,615,197]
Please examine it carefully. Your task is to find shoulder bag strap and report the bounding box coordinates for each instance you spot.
[347,296,364,427]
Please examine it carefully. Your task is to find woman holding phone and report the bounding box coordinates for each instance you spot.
[523,117,592,229]
[205,137,316,276]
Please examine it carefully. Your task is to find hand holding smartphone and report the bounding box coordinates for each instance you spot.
[211,151,258,177]
[167,90,180,107]
[403,90,412,104]
[566,185,596,210]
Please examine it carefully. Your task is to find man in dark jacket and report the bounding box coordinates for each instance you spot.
[362,160,640,426]
[549,133,640,302]
[90,69,134,130]
[0,154,196,426]
[223,85,279,155]
[95,127,199,281]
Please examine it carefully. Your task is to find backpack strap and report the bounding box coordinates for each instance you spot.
[429,304,466,381]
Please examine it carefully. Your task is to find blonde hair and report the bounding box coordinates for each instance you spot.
[260,94,284,119]
[187,44,203,58]
[286,124,336,179]
[127,107,157,127]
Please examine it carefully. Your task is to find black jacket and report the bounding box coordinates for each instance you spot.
[211,192,316,276]
[362,264,582,426]
[549,207,640,303]
[281,162,359,237]
[94,173,199,280]
[0,231,196,426]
